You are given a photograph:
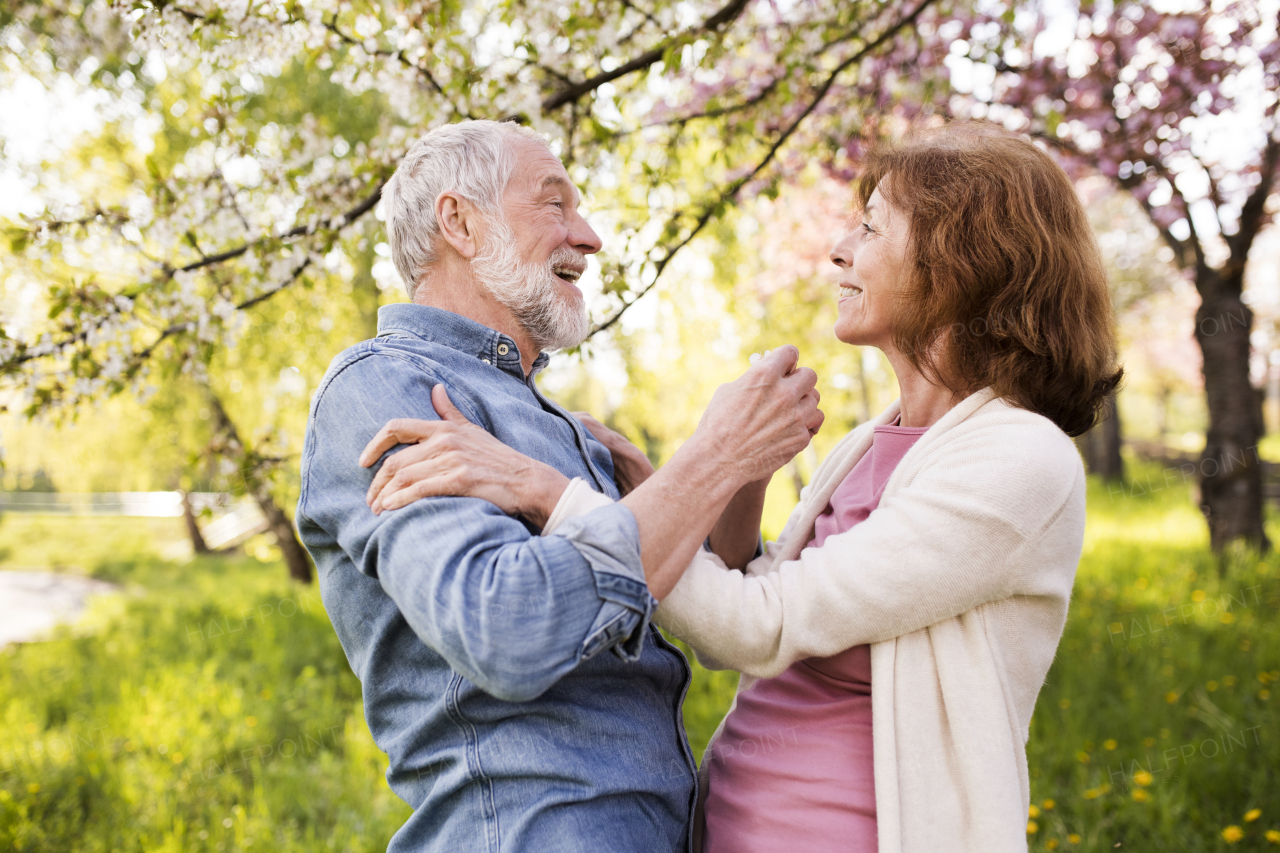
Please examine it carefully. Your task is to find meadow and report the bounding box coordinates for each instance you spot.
[1,464,1277,851]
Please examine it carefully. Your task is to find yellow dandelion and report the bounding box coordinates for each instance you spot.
[1207,681,1219,692]
[1132,789,1150,803]
[1223,826,1245,844]
[1262,689,1272,701]
[1027,820,1039,834]
[1165,691,1179,703]
[246,716,258,727]
[1134,770,1154,786]
[1029,805,1041,818]
[1264,829,1280,843]
[1042,799,1056,810]
[26,783,39,794]
[1068,833,1082,844]
[1084,788,1102,800]
[1144,737,1157,748]
[1245,809,1262,822]
[1047,840,1060,850]
[1076,751,1091,764]
[1192,590,1206,602]
[1103,739,1117,750]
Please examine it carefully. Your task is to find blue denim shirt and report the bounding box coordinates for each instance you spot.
[297,304,697,853]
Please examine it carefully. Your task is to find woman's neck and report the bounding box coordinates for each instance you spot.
[882,346,965,429]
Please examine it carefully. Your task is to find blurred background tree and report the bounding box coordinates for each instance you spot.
[941,0,1280,555]
[2,0,1279,571]
[0,0,961,580]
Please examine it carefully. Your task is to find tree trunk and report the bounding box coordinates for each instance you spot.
[1193,273,1269,555]
[180,489,212,555]
[206,392,314,583]
[251,487,314,584]
[1076,392,1124,482]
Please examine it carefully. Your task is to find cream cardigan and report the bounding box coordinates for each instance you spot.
[544,388,1085,853]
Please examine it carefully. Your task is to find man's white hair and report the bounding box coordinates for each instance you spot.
[383,120,551,300]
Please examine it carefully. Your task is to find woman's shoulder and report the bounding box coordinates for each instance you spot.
[961,395,1084,466]
[920,394,1086,512]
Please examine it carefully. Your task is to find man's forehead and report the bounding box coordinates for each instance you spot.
[511,140,581,202]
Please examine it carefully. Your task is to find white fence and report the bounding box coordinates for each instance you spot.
[0,491,269,555]
[0,491,231,517]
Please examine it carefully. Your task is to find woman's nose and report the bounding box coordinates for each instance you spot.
[830,232,856,268]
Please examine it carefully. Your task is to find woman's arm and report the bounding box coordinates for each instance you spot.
[654,425,1085,678]
[707,479,769,570]
[359,347,823,601]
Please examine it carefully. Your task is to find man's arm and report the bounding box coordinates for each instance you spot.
[299,354,654,703]
[361,347,823,600]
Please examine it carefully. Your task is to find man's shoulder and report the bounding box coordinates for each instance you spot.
[311,336,465,419]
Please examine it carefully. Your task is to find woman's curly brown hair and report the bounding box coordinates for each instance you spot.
[856,121,1124,437]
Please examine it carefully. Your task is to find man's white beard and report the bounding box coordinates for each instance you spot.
[471,217,590,353]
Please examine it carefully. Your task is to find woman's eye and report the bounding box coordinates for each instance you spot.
[861,222,873,234]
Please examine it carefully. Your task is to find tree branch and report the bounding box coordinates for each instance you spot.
[540,0,752,112]
[323,17,477,120]
[123,258,313,380]
[1227,133,1280,275]
[7,179,382,369]
[587,0,939,338]
[1147,156,1208,274]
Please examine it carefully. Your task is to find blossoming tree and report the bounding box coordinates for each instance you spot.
[945,0,1280,555]
[0,0,960,580]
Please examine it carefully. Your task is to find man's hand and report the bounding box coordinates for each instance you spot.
[359,385,570,528]
[694,345,823,485]
[572,413,655,497]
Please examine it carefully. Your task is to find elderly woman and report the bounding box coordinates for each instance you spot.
[362,123,1122,852]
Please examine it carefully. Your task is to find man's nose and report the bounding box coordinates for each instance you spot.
[568,210,603,255]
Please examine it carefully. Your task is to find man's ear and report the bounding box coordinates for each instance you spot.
[436,191,482,259]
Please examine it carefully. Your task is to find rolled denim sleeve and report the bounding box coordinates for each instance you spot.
[299,353,654,702]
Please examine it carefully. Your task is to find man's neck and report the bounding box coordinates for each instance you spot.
[414,270,540,377]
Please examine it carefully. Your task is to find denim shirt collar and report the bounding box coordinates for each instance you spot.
[376,303,550,379]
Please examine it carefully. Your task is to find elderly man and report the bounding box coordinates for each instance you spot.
[297,120,819,852]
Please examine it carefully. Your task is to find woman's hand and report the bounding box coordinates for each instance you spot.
[359,385,570,528]
[572,413,655,496]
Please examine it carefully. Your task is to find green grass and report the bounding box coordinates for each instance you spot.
[0,518,410,852]
[2,467,1279,851]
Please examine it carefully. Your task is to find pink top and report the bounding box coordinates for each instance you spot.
[703,420,929,853]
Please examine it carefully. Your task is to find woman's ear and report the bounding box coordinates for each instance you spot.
[436,191,481,259]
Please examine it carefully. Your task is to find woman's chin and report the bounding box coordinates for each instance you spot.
[834,323,873,348]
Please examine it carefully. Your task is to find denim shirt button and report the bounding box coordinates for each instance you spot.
[481,357,491,364]
[497,343,510,356]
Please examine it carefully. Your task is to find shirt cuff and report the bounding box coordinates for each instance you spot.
[545,493,657,663]
[543,477,614,534]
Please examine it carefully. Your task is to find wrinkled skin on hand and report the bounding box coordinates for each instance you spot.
[696,345,823,485]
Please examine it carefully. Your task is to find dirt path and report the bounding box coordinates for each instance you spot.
[0,570,119,647]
